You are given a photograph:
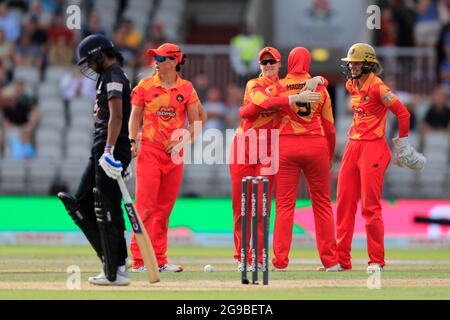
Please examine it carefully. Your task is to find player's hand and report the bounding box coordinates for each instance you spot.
[300,76,323,92]
[289,91,321,104]
[392,137,426,171]
[99,146,123,179]
[130,141,138,158]
[122,165,132,181]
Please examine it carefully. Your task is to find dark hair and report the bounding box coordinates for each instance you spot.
[103,47,124,66]
[176,53,187,72]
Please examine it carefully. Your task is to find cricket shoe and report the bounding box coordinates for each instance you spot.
[159,263,183,272]
[316,264,343,272]
[367,263,384,273]
[271,266,287,272]
[130,266,147,273]
[88,268,130,286]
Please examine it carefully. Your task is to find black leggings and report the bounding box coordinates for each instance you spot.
[76,135,131,266]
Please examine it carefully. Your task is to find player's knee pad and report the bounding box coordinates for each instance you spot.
[57,192,103,259]
[93,187,122,282]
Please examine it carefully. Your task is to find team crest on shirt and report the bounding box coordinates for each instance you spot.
[176,94,184,103]
[157,106,176,121]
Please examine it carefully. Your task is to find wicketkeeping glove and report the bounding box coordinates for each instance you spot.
[99,145,123,179]
[392,137,426,171]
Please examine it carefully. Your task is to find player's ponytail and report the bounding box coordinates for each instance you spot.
[176,54,187,72]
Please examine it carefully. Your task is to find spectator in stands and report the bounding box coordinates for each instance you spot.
[229,24,263,86]
[60,67,82,126]
[134,41,156,81]
[27,15,48,49]
[193,73,210,102]
[25,0,52,28]
[380,6,397,46]
[439,32,450,91]
[422,85,450,134]
[47,12,75,66]
[47,12,75,50]
[224,83,243,128]
[147,22,167,49]
[0,2,20,42]
[387,0,416,47]
[49,34,74,65]
[119,18,141,51]
[113,20,138,69]
[13,32,43,68]
[414,0,442,79]
[0,28,13,81]
[82,11,106,38]
[59,67,97,126]
[1,82,40,160]
[202,87,227,131]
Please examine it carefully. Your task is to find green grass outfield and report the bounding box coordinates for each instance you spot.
[1,246,449,300]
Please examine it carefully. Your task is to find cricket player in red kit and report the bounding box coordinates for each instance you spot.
[337,43,426,273]
[270,47,339,272]
[128,43,206,273]
[230,46,322,270]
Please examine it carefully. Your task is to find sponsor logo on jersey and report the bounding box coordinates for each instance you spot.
[157,106,176,120]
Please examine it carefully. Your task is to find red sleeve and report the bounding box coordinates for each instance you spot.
[131,82,145,107]
[323,120,336,160]
[321,89,335,159]
[378,84,410,138]
[239,102,262,118]
[389,100,410,138]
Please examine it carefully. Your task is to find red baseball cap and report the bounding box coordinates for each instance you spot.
[147,43,183,63]
[258,46,281,62]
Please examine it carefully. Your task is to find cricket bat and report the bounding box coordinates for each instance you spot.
[117,176,160,283]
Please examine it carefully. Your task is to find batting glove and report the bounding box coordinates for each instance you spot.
[392,137,426,171]
[99,145,123,179]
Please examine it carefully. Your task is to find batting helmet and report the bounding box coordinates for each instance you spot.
[76,34,114,66]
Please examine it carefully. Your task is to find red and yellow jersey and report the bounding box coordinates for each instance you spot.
[346,73,409,140]
[131,74,200,150]
[235,76,284,135]
[276,73,334,137]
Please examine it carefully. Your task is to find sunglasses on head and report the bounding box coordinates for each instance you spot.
[260,59,277,65]
[154,55,175,62]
